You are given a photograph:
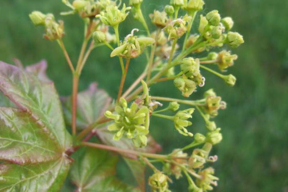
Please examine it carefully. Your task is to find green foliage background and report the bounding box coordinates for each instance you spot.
[1,0,288,191]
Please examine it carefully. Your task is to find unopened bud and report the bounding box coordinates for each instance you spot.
[206,121,216,131]
[211,26,223,39]
[170,0,184,7]
[221,17,234,31]
[185,0,205,12]
[206,10,221,26]
[206,128,222,145]
[207,52,218,60]
[223,74,236,86]
[72,0,89,11]
[226,32,244,48]
[93,31,106,43]
[29,11,46,26]
[168,102,180,111]
[129,0,143,6]
[165,5,175,16]
[204,89,216,97]
[194,133,206,143]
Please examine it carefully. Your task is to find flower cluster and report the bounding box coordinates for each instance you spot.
[104,98,149,147]
[29,0,245,191]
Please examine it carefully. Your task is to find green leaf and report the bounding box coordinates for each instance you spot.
[0,61,72,191]
[70,147,140,192]
[0,62,71,149]
[0,158,71,191]
[123,158,146,191]
[61,83,111,130]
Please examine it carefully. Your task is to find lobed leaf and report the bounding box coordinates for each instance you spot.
[0,61,72,191]
[70,147,140,192]
[0,61,71,149]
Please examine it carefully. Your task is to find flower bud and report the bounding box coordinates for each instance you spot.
[129,0,143,6]
[223,74,236,86]
[221,17,234,31]
[165,5,175,16]
[29,11,46,26]
[206,121,216,131]
[93,31,106,43]
[194,133,206,143]
[206,10,221,26]
[206,128,222,145]
[198,15,209,35]
[226,32,244,48]
[170,0,184,7]
[149,172,169,192]
[204,89,216,97]
[186,0,205,11]
[207,52,218,60]
[174,77,197,97]
[211,26,223,39]
[168,102,180,111]
[72,0,89,11]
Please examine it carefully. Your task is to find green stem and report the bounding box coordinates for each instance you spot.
[168,39,178,66]
[200,65,224,78]
[181,141,204,151]
[113,25,125,74]
[146,29,160,81]
[182,11,197,52]
[196,106,209,122]
[151,96,205,106]
[152,113,174,120]
[136,9,150,36]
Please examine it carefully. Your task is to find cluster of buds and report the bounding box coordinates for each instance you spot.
[196,167,219,191]
[148,172,171,192]
[110,29,155,58]
[164,15,191,40]
[104,98,150,148]
[174,58,205,97]
[198,10,244,48]
[29,12,64,41]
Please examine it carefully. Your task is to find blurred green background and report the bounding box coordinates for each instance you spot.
[1,0,288,191]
